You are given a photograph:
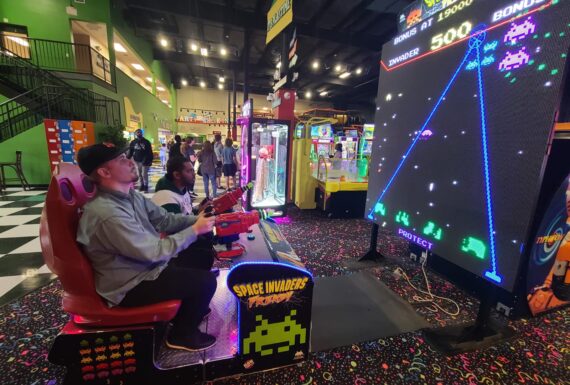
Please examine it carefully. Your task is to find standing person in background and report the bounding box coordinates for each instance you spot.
[213,134,225,191]
[159,143,168,171]
[222,138,238,190]
[181,137,198,198]
[127,128,153,192]
[197,141,218,199]
[169,135,183,159]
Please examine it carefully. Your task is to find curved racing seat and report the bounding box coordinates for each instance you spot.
[39,163,180,327]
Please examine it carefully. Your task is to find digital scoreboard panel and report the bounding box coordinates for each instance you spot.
[366,0,570,292]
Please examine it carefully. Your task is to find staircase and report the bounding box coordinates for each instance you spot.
[0,48,120,143]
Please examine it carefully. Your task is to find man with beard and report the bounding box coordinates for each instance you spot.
[152,156,218,272]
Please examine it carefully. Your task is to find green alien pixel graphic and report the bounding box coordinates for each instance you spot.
[243,310,306,357]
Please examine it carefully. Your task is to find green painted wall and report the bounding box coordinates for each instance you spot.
[68,70,174,144]
[0,0,111,42]
[0,123,51,185]
[0,0,177,184]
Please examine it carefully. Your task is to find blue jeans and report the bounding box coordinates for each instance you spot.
[202,173,217,198]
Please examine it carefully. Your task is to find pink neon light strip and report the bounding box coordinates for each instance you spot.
[380,1,553,72]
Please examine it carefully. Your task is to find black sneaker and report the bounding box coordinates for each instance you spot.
[166,331,216,352]
[211,268,220,277]
[189,191,199,198]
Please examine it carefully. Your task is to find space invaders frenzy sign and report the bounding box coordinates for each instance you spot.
[227,262,312,372]
[366,0,570,292]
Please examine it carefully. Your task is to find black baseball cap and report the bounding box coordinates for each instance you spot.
[77,143,129,176]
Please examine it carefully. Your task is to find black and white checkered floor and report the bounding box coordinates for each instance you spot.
[0,188,54,306]
[0,164,230,306]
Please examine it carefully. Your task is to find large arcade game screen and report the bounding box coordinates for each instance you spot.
[365,0,570,293]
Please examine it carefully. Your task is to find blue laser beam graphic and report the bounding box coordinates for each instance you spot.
[367,46,476,219]
[369,31,504,284]
[476,43,502,284]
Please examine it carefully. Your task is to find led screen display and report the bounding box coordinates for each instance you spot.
[310,124,333,139]
[365,0,570,292]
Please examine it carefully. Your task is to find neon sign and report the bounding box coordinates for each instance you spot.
[232,277,310,309]
[398,228,435,249]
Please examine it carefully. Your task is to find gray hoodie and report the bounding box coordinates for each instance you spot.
[77,187,198,306]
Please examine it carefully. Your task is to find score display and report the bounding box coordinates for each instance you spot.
[366,0,570,292]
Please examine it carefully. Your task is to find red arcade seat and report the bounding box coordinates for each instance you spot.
[39,163,180,327]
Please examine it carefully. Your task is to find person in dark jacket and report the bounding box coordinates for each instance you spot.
[169,135,183,159]
[127,129,153,192]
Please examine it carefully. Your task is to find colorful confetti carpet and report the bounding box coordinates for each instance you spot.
[1,207,569,385]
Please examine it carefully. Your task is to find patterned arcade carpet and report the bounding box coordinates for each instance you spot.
[0,207,569,385]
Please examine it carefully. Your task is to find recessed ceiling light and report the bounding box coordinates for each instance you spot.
[200,47,208,56]
[181,79,188,86]
[159,38,168,47]
[220,47,227,56]
[113,42,127,53]
[156,86,165,91]
[199,81,206,88]
[334,64,342,72]
[312,60,319,69]
[218,83,224,90]
[276,61,282,69]
[305,91,312,98]
[355,67,362,75]
[219,76,225,83]
[319,91,328,96]
[131,63,144,71]
[190,43,198,51]
[339,72,351,79]
[262,107,268,111]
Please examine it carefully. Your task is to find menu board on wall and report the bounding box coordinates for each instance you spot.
[44,119,95,172]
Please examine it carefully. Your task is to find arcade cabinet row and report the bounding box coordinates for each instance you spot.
[237,102,375,218]
[291,110,375,218]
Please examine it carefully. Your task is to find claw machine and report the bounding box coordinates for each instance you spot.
[240,99,291,216]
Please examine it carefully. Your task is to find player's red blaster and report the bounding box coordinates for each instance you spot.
[214,210,260,238]
[199,182,254,215]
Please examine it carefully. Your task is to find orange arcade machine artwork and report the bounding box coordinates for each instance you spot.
[527,175,570,315]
